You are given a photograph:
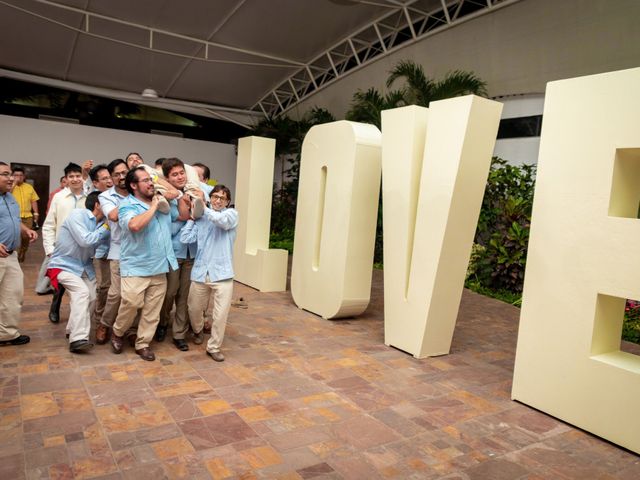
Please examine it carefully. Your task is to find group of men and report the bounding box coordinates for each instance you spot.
[0,153,238,363]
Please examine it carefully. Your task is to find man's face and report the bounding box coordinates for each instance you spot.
[60,178,67,188]
[93,202,105,222]
[193,165,206,183]
[210,190,229,212]
[167,166,186,190]
[126,154,143,169]
[0,165,14,194]
[66,171,83,193]
[111,164,128,190]
[93,168,113,192]
[12,171,24,185]
[133,170,155,201]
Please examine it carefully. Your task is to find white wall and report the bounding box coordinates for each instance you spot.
[493,94,544,165]
[0,114,237,193]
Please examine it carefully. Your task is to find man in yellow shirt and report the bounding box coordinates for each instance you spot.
[11,166,40,263]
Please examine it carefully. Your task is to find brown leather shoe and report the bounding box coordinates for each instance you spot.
[111,333,124,354]
[96,324,109,345]
[135,347,155,362]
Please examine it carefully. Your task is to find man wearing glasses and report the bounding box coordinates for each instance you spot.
[0,163,37,347]
[96,159,129,344]
[180,185,238,362]
[110,167,177,361]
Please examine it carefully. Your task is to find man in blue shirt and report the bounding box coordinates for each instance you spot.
[155,158,195,349]
[180,185,238,362]
[48,191,110,352]
[88,164,113,335]
[96,159,129,344]
[111,167,177,361]
[0,162,37,347]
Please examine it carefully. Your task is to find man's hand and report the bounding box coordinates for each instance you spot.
[0,243,8,258]
[163,189,180,200]
[150,194,160,210]
[82,160,94,179]
[180,194,191,208]
[26,229,38,243]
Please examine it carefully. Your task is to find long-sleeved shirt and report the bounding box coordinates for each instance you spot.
[99,186,127,260]
[42,187,87,255]
[118,195,178,277]
[48,209,110,280]
[0,193,21,251]
[179,207,238,283]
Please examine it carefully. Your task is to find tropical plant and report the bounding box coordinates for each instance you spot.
[346,60,488,128]
[468,158,536,293]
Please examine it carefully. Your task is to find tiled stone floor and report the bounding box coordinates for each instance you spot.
[1,239,639,479]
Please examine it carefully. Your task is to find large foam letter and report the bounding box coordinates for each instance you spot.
[291,121,381,319]
[233,136,288,292]
[382,97,502,358]
[512,68,640,454]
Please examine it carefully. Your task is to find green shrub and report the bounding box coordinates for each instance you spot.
[470,158,536,293]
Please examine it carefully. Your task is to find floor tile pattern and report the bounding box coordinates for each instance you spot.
[1,241,638,479]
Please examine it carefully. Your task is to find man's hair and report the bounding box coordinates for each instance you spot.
[11,166,25,174]
[193,162,210,181]
[107,158,127,175]
[125,167,145,195]
[85,191,101,211]
[89,164,109,182]
[155,158,166,167]
[0,162,8,168]
[162,157,185,178]
[211,184,231,203]
[64,162,82,176]
[125,152,142,162]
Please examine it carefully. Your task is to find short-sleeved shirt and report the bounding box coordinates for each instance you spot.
[0,193,21,251]
[12,182,39,218]
[99,187,127,260]
[118,195,178,277]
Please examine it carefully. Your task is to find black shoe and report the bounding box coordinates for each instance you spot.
[69,339,94,353]
[48,286,65,323]
[154,325,167,342]
[173,338,189,351]
[0,335,30,346]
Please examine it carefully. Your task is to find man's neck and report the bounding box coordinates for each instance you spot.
[134,193,152,205]
[114,186,127,196]
[69,188,83,196]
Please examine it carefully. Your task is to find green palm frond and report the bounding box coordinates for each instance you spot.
[430,70,488,101]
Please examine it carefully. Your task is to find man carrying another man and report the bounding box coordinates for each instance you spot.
[111,166,177,361]
[47,191,110,352]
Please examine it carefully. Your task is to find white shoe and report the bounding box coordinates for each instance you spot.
[157,195,170,214]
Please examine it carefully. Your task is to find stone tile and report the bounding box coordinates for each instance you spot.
[332,415,399,450]
[20,371,84,394]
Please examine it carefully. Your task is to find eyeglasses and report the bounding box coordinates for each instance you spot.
[112,172,127,178]
[211,194,228,201]
[0,172,14,178]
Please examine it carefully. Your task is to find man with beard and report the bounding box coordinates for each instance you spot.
[0,162,38,346]
[96,159,128,344]
[111,167,177,361]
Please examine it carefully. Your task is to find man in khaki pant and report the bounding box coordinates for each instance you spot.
[180,185,238,362]
[110,167,177,361]
[96,159,129,344]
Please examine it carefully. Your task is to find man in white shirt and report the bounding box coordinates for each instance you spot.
[42,162,87,323]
